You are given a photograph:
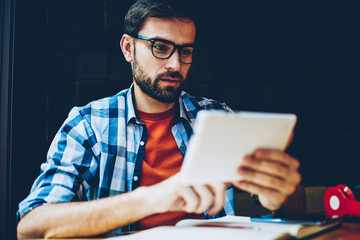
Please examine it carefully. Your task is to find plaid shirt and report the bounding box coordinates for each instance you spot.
[17,86,235,231]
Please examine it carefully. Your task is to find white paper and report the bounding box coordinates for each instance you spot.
[108,226,287,240]
[109,216,302,240]
[176,215,301,236]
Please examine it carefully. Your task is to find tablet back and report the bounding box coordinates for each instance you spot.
[179,111,297,185]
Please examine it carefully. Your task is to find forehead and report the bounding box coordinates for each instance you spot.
[139,17,196,45]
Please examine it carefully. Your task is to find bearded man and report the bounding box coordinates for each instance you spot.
[17,0,305,238]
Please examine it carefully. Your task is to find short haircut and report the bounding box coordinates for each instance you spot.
[123,0,196,37]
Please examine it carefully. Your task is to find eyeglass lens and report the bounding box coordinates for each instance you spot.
[152,41,194,64]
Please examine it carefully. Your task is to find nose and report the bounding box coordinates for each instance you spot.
[165,49,181,72]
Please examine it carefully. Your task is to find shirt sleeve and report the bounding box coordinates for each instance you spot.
[205,185,235,219]
[17,106,100,222]
[223,186,235,215]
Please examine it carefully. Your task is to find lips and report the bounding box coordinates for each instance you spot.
[160,78,181,87]
[161,77,180,81]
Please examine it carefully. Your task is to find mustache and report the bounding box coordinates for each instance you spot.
[156,71,184,81]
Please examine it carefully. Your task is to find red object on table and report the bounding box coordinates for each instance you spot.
[324,184,360,217]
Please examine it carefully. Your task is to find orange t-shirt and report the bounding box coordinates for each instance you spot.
[136,107,204,230]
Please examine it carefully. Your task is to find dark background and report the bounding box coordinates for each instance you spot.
[2,0,360,239]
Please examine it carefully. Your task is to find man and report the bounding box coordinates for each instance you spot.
[17,0,305,238]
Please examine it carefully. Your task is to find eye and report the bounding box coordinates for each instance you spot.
[153,42,171,53]
[181,48,194,56]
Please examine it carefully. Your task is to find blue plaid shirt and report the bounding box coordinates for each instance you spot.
[17,86,235,231]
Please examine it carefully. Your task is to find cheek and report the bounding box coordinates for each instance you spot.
[181,65,191,78]
[146,62,163,78]
[136,50,161,76]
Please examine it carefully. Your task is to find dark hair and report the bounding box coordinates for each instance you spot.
[123,0,196,36]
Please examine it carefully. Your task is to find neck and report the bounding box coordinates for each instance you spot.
[133,83,176,113]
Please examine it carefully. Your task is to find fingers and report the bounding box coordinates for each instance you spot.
[239,149,301,190]
[253,149,300,170]
[233,149,302,211]
[152,174,226,216]
[239,156,301,186]
[233,181,287,210]
[207,184,226,216]
[242,156,295,182]
[178,184,226,216]
[237,167,299,195]
[234,181,284,201]
[184,186,212,214]
[178,186,202,213]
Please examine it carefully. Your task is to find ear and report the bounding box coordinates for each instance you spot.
[120,34,134,62]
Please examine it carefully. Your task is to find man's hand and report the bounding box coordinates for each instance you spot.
[147,173,226,216]
[232,149,301,211]
[17,173,226,239]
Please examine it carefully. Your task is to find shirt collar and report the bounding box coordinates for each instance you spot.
[178,93,192,124]
[125,84,193,126]
[125,84,137,124]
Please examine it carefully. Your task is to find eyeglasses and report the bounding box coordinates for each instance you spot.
[133,34,195,64]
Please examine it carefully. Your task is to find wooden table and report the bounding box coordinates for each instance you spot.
[25,222,360,239]
[310,223,360,239]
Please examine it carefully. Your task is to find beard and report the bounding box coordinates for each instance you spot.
[132,55,185,103]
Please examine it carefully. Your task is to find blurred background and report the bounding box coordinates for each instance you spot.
[1,0,359,239]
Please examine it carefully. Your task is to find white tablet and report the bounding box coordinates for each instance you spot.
[179,110,297,185]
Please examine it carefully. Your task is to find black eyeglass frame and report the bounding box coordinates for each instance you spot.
[133,34,196,64]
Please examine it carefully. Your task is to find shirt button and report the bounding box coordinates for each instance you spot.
[133,176,138,181]
[140,141,144,146]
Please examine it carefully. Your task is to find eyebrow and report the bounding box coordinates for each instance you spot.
[150,36,195,47]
